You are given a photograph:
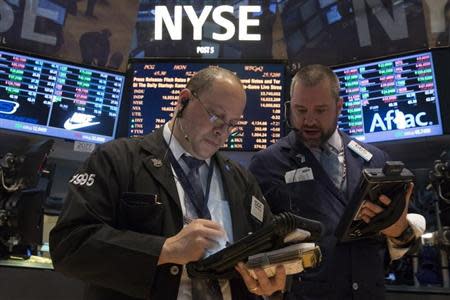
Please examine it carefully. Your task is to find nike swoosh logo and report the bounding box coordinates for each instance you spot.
[64,119,100,130]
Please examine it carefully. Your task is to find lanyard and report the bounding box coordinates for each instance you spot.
[166,149,214,218]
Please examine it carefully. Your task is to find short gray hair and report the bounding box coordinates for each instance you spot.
[290,64,340,102]
[186,66,243,95]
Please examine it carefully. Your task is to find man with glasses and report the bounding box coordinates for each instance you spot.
[50,66,286,300]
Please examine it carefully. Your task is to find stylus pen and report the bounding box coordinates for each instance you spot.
[183,215,231,247]
[183,215,193,225]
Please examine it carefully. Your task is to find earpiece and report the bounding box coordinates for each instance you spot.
[284,100,294,130]
[176,97,191,142]
[176,98,190,118]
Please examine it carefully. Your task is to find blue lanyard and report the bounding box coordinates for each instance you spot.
[166,149,214,218]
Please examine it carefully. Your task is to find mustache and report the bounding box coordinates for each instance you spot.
[302,126,321,131]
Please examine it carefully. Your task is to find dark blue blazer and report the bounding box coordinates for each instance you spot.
[249,131,390,300]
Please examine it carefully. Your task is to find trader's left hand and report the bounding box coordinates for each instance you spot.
[235,262,286,296]
[359,182,414,238]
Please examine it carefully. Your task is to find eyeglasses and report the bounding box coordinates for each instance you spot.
[191,91,241,136]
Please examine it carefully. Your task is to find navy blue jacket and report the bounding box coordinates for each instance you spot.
[249,131,390,300]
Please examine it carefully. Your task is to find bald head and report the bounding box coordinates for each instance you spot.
[187,66,244,97]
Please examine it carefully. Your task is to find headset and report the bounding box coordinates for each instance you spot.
[163,96,190,162]
[284,100,296,131]
[174,97,192,143]
[176,97,190,118]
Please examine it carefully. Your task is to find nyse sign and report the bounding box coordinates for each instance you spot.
[154,5,261,41]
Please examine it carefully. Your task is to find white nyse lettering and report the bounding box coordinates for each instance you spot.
[22,0,57,45]
[185,6,212,40]
[212,5,235,41]
[239,6,261,41]
[154,5,261,42]
[353,0,407,47]
[154,6,182,40]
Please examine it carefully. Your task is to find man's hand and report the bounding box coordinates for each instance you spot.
[158,219,226,265]
[235,262,286,296]
[358,183,414,238]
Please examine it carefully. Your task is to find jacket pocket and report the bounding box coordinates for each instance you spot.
[119,192,164,235]
[285,180,319,214]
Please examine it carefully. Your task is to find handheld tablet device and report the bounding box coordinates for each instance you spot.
[335,161,414,242]
[187,212,323,279]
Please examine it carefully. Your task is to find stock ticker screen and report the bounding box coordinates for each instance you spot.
[334,51,443,143]
[128,61,285,151]
[0,48,125,144]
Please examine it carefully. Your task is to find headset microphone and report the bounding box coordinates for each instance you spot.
[284,100,298,132]
[179,118,190,142]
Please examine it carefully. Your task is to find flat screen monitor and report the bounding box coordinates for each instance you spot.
[127,60,286,151]
[333,51,443,143]
[0,48,125,144]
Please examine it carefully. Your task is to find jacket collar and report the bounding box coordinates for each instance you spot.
[140,127,182,210]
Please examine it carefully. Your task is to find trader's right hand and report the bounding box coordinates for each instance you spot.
[157,219,226,265]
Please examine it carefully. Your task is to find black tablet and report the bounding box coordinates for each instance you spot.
[186,212,323,279]
[335,161,415,242]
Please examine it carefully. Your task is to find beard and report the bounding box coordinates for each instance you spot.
[295,118,338,148]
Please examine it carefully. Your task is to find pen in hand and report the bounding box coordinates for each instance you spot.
[183,215,193,225]
[183,215,231,248]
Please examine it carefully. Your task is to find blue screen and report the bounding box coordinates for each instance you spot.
[127,61,285,151]
[333,51,443,143]
[0,48,125,143]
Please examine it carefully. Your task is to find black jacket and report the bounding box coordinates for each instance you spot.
[50,128,272,300]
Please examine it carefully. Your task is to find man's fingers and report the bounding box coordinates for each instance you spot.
[191,219,225,233]
[360,207,376,218]
[361,215,371,223]
[187,221,226,240]
[254,268,271,289]
[235,262,258,292]
[362,201,384,214]
[359,183,414,228]
[272,265,287,290]
[378,195,391,206]
[199,227,226,240]
[405,182,414,203]
[236,263,286,296]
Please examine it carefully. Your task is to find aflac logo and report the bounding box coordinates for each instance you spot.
[369,109,428,132]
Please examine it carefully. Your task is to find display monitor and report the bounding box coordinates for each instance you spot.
[127,60,286,151]
[0,48,125,144]
[333,51,443,143]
